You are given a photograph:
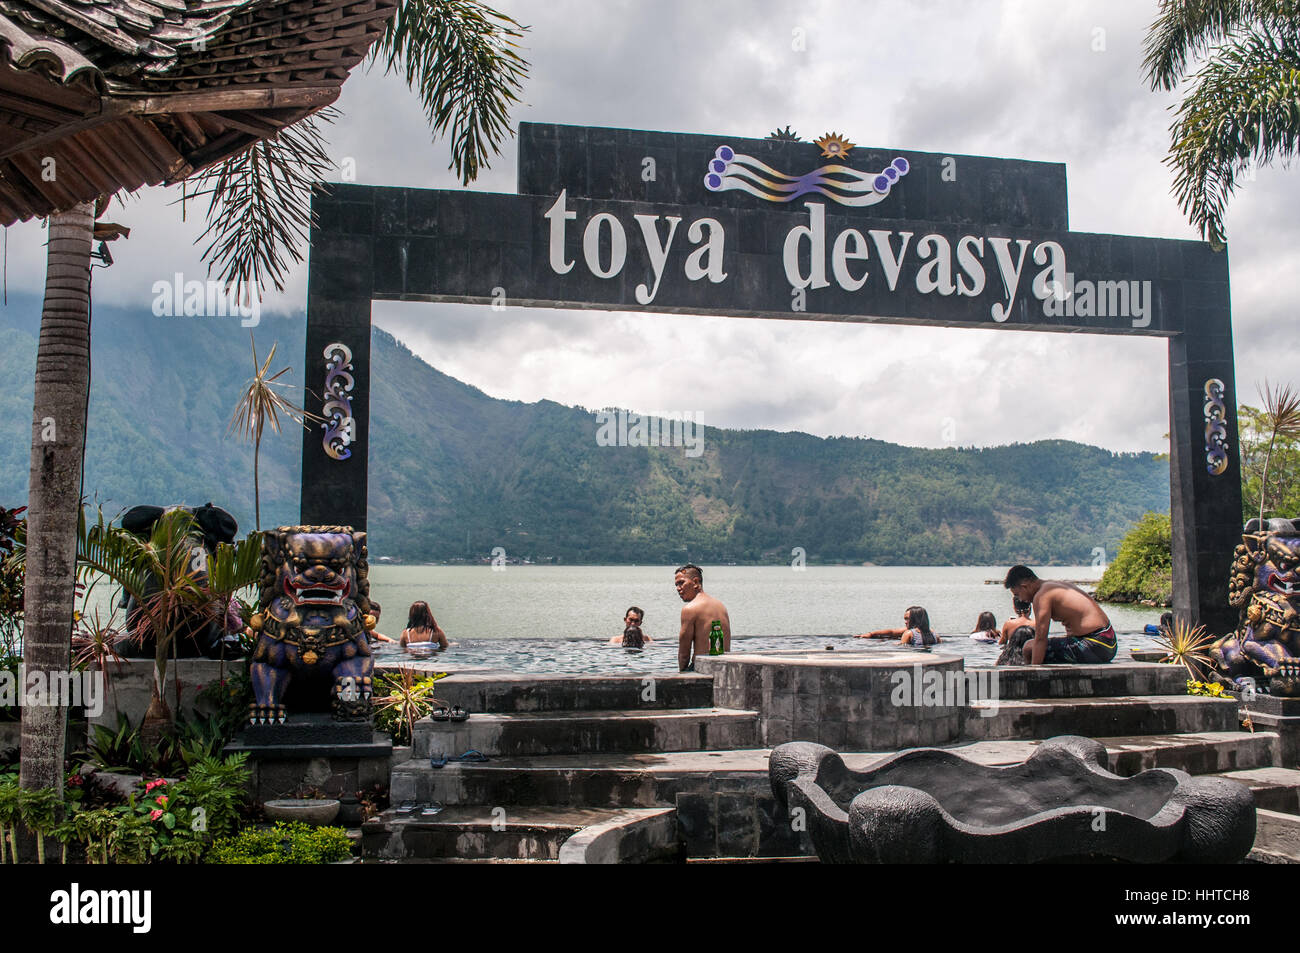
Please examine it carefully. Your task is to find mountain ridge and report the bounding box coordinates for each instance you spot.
[0,293,1169,564]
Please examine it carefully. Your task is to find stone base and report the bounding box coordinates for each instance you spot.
[224,713,392,805]
[696,651,964,749]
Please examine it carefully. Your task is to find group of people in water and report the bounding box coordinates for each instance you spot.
[853,565,1119,664]
[376,562,1120,671]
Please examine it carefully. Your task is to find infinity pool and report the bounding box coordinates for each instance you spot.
[372,630,1162,675]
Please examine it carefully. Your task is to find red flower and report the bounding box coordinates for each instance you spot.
[66,774,83,787]
[144,778,168,792]
[155,795,168,806]
[149,809,163,821]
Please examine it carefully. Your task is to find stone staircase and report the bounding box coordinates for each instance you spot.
[362,660,1299,863]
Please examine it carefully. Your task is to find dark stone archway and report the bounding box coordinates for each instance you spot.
[300,122,1240,632]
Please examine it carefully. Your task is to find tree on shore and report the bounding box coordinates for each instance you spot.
[1143,0,1300,247]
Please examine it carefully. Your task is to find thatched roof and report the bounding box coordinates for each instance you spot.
[0,0,397,224]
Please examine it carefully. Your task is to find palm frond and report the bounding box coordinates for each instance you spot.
[187,108,339,293]
[1142,0,1299,90]
[206,534,264,595]
[227,336,318,441]
[1163,26,1300,247]
[373,0,529,184]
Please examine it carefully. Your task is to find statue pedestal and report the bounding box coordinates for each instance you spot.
[225,713,392,817]
[1235,692,1300,765]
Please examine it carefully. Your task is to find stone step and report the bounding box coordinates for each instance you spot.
[360,805,674,862]
[1251,809,1300,862]
[1213,767,1300,815]
[377,669,714,713]
[412,707,759,758]
[391,731,1278,811]
[963,695,1241,741]
[966,662,1188,699]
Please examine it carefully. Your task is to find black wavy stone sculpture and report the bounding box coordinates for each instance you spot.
[770,735,1255,864]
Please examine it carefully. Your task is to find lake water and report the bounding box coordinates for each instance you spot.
[360,564,1166,674]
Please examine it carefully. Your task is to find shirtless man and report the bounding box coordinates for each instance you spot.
[1003,565,1117,665]
[608,607,652,646]
[674,564,731,671]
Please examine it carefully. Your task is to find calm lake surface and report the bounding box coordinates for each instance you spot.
[361,564,1165,673]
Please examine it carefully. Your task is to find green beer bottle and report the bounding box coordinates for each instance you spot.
[709,619,725,656]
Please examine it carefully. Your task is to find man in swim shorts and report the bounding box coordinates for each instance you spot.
[1003,565,1117,664]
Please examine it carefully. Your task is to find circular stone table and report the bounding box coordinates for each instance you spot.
[694,651,973,750]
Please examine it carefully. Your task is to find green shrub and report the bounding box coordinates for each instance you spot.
[1096,511,1172,606]
[205,821,353,864]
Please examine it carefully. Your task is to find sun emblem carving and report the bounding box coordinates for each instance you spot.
[814,132,855,160]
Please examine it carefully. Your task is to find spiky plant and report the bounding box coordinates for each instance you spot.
[766,125,800,141]
[1155,615,1217,681]
[1255,380,1300,527]
[374,668,447,746]
[227,336,319,531]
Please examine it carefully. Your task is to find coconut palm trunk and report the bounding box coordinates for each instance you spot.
[20,201,95,796]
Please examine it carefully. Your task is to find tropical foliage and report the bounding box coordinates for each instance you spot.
[1143,0,1300,247]
[374,669,447,746]
[0,754,250,864]
[1239,385,1300,523]
[227,337,316,530]
[66,507,261,736]
[190,0,529,293]
[206,821,353,864]
[1096,512,1174,606]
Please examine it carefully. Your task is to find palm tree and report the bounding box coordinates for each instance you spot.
[1253,381,1300,526]
[18,1,528,794]
[20,201,95,795]
[73,508,262,743]
[1143,0,1300,248]
[228,337,319,531]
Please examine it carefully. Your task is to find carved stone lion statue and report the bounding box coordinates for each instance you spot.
[1211,518,1300,697]
[247,525,376,723]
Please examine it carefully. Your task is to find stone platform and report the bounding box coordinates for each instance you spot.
[367,660,1298,863]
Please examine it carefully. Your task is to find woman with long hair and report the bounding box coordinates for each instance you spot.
[970,610,999,643]
[400,600,450,652]
[855,606,940,646]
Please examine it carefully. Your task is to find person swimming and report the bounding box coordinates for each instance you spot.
[969,611,999,643]
[608,607,651,647]
[856,606,940,646]
[401,600,450,652]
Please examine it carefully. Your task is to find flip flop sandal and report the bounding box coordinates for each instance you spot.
[449,749,489,763]
[449,706,469,722]
[419,804,444,817]
[429,753,448,768]
[431,707,451,721]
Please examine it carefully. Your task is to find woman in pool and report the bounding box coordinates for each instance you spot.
[1000,597,1033,645]
[969,611,999,643]
[401,600,450,652]
[855,606,940,646]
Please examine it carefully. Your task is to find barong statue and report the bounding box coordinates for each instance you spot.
[1211,518,1300,697]
[247,525,376,723]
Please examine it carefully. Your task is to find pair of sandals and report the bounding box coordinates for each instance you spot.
[431,705,469,722]
[429,749,489,768]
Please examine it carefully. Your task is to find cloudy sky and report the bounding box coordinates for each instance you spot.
[6,0,1297,452]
